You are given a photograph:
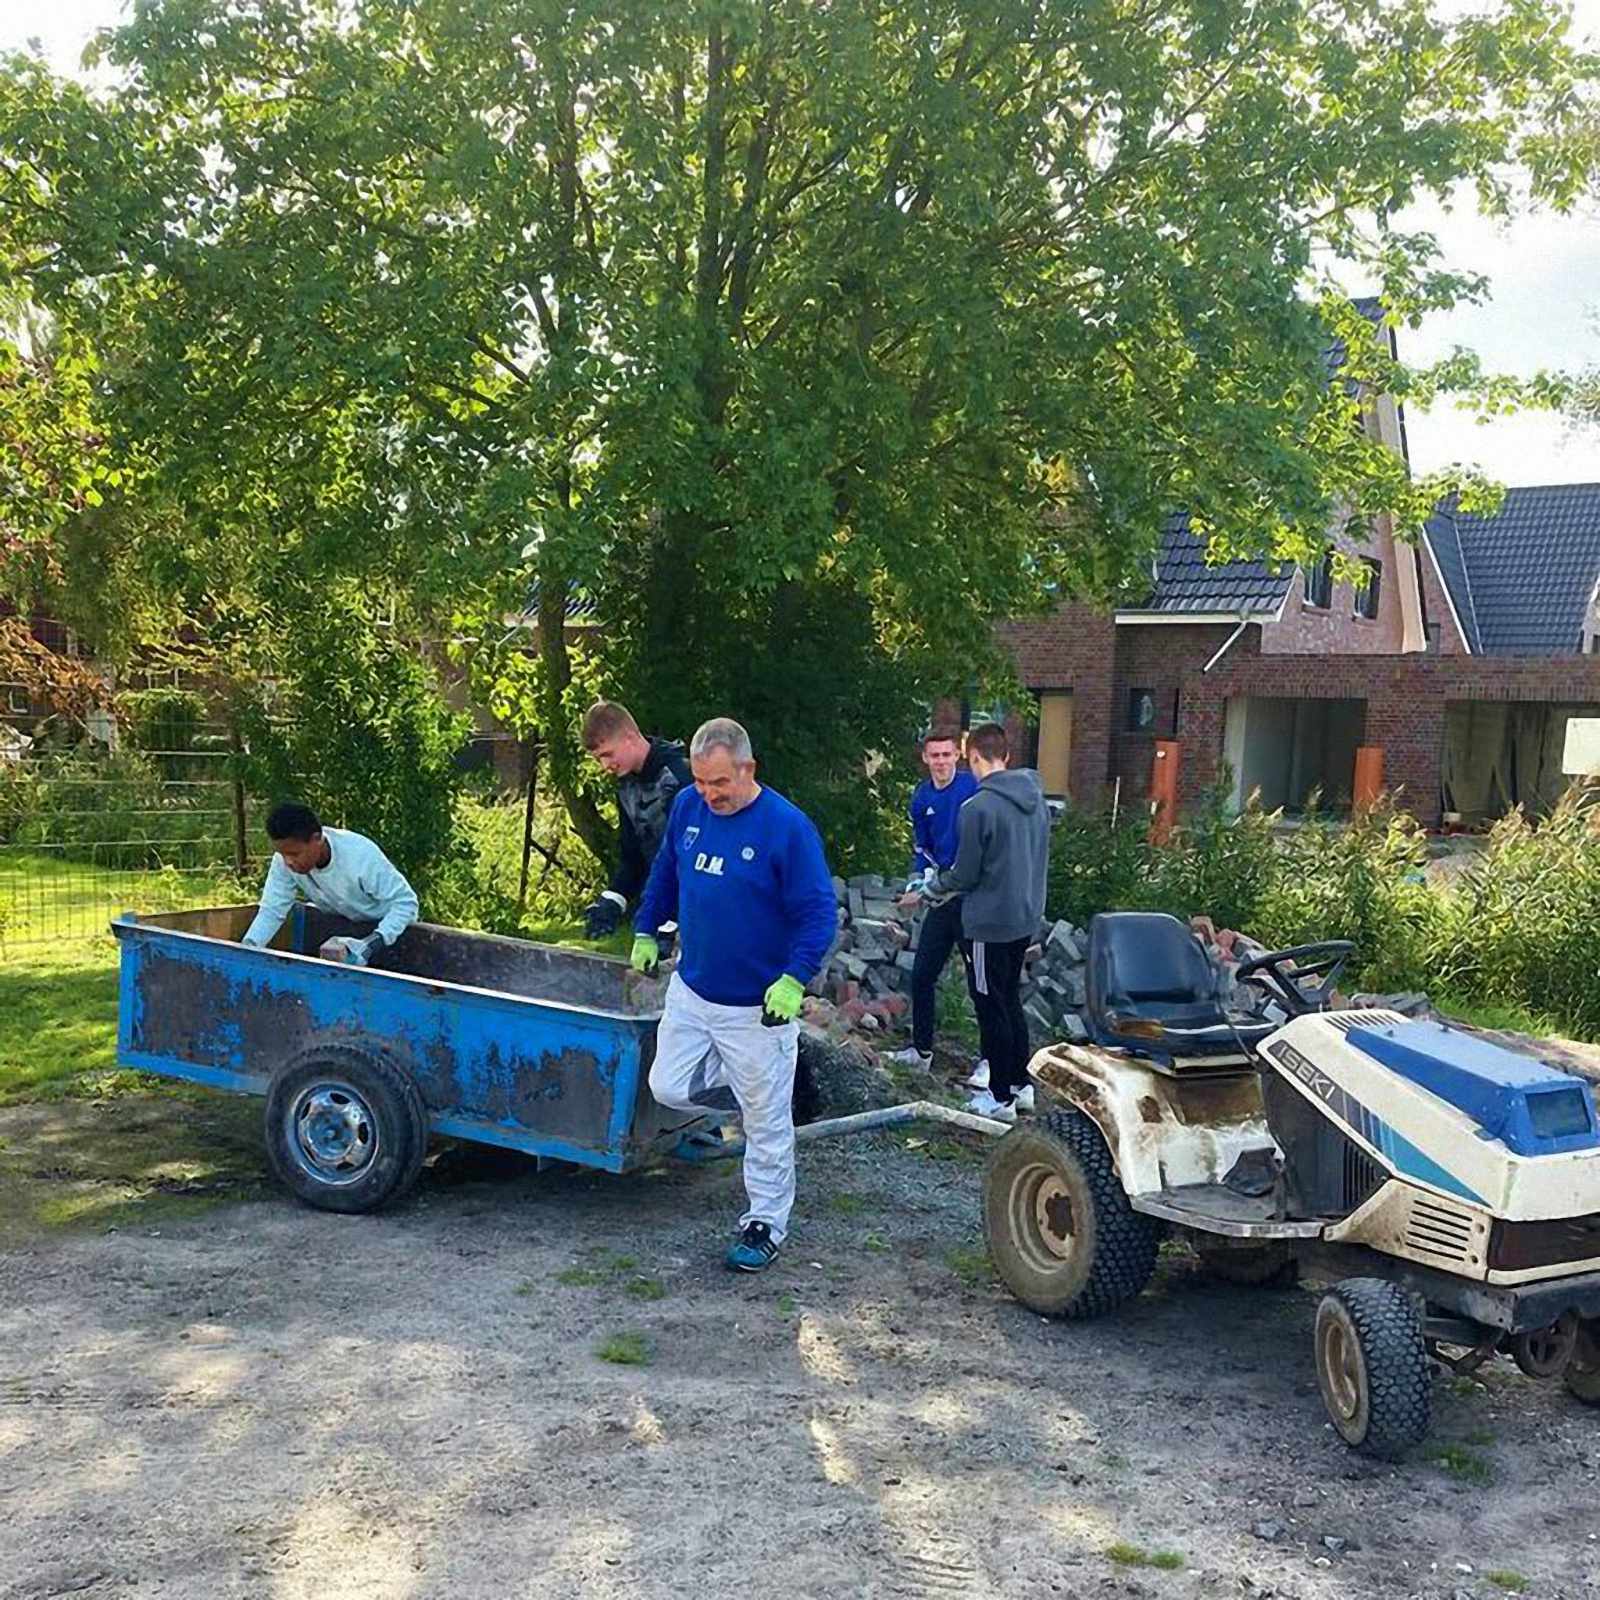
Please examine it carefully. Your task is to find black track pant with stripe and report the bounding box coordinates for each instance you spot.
[960,935,1032,1105]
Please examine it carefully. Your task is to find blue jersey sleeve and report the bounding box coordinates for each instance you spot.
[780,810,839,984]
[634,789,688,937]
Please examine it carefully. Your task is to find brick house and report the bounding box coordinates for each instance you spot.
[997,379,1600,828]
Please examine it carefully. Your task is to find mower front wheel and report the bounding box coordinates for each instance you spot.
[1314,1278,1431,1459]
[982,1109,1161,1319]
[1563,1318,1600,1404]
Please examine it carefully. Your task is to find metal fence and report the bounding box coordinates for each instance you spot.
[0,667,250,950]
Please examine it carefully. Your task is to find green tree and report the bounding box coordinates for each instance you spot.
[2,1,1595,870]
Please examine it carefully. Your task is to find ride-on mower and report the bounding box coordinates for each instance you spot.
[983,912,1600,1457]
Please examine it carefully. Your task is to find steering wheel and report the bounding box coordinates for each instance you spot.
[1233,941,1355,1018]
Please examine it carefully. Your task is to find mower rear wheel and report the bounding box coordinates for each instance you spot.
[1195,1240,1299,1288]
[1314,1278,1431,1459]
[1564,1318,1600,1404]
[982,1109,1161,1319]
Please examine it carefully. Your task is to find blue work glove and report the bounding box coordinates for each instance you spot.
[631,935,660,974]
[762,974,805,1022]
[584,893,625,940]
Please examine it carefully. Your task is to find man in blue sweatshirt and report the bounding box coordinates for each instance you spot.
[886,728,979,1075]
[241,802,419,961]
[631,717,837,1272]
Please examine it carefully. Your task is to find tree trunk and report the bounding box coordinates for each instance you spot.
[535,579,615,869]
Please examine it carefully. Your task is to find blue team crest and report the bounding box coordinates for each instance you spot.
[682,825,700,848]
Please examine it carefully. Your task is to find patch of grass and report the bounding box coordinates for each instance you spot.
[919,1136,984,1166]
[1436,990,1557,1038]
[595,1331,653,1366]
[556,1266,608,1287]
[1106,1543,1183,1571]
[1431,1443,1494,1485]
[1449,1376,1486,1399]
[0,940,120,1102]
[863,1231,889,1253]
[625,1276,666,1302]
[826,1191,869,1217]
[944,1245,993,1290]
[513,1280,536,1297]
[776,1293,796,1318]
[1486,1572,1529,1593]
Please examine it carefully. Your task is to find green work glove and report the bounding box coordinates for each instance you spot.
[631,934,661,974]
[763,974,805,1021]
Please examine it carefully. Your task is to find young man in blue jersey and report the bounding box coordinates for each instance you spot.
[631,717,837,1272]
[886,729,981,1077]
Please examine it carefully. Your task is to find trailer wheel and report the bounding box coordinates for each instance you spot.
[265,1043,428,1215]
[1564,1318,1600,1404]
[1314,1278,1431,1459]
[983,1109,1160,1319]
[1195,1240,1299,1288]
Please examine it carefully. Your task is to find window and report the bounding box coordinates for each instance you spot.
[1126,687,1157,733]
[1354,558,1381,621]
[1303,554,1333,610]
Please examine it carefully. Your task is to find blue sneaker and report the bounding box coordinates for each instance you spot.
[726,1221,780,1273]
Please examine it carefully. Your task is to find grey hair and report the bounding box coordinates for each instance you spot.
[691,717,753,763]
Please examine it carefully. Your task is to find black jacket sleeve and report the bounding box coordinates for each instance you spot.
[611,808,648,902]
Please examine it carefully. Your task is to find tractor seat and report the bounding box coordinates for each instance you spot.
[1085,911,1277,1059]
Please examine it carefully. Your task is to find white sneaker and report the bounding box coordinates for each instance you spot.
[966,1089,1017,1124]
[961,1058,991,1090]
[1013,1084,1035,1114]
[885,1046,933,1070]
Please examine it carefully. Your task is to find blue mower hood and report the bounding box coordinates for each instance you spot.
[1346,1021,1600,1158]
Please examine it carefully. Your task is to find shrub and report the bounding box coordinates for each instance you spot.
[233,622,472,895]
[1437,791,1600,1038]
[0,743,231,870]
[1044,785,1279,934]
[1250,799,1442,991]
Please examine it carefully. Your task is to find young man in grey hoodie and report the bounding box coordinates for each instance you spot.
[914,721,1049,1122]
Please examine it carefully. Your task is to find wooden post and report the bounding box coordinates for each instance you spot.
[517,742,540,908]
[229,725,248,874]
[1150,739,1181,845]
[1353,745,1384,815]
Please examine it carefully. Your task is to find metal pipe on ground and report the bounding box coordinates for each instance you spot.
[794,1100,1011,1143]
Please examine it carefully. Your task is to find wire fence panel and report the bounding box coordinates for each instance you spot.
[0,680,251,950]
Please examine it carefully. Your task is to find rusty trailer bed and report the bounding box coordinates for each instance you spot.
[113,904,699,1174]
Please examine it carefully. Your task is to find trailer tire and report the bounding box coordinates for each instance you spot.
[265,1043,429,1215]
[983,1109,1160,1319]
[1314,1278,1431,1459]
[1196,1240,1300,1288]
[1564,1318,1600,1405]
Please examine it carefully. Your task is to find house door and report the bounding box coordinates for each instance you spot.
[1036,692,1073,797]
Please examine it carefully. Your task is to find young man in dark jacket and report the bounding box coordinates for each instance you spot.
[581,701,693,939]
[920,722,1049,1123]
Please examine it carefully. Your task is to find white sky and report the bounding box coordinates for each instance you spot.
[5,0,1599,488]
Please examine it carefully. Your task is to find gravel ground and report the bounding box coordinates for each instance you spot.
[3,1092,1600,1600]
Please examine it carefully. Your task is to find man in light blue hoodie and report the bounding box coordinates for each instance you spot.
[241,802,419,963]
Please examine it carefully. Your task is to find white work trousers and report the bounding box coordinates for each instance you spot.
[648,972,798,1243]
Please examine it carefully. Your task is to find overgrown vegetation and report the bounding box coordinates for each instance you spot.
[1047,785,1600,1042]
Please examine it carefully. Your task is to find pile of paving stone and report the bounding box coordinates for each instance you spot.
[800,878,1432,1060]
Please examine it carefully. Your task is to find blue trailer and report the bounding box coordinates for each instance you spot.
[113,904,705,1213]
